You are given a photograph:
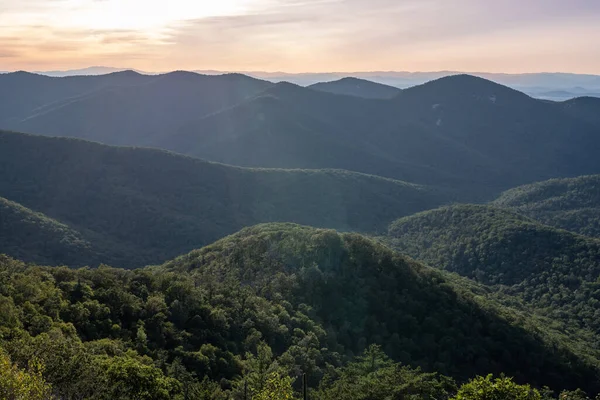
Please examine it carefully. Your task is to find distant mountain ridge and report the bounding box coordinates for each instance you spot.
[14,66,600,98]
[0,70,273,145]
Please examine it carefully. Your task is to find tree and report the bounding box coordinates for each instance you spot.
[101,355,181,400]
[453,374,541,400]
[253,372,295,400]
[0,349,53,400]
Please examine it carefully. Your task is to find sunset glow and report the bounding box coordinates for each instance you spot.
[1,0,599,73]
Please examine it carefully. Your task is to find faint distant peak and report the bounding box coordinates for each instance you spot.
[106,69,143,77]
[160,70,201,79]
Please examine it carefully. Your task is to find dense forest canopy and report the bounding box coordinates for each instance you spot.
[1,224,600,398]
[385,204,600,346]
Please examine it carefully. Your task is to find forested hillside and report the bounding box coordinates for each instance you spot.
[1,224,599,399]
[0,130,447,267]
[494,175,600,238]
[0,196,98,266]
[385,204,600,338]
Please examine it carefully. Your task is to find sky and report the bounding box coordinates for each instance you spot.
[1,0,599,73]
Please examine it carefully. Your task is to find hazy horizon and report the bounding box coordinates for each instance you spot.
[5,66,600,76]
[2,0,600,74]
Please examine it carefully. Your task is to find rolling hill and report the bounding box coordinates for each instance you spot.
[385,204,600,336]
[493,175,600,238]
[0,130,448,267]
[309,77,402,99]
[161,223,600,392]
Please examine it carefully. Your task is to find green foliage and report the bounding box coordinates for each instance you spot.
[1,224,600,397]
[316,345,456,400]
[253,372,296,400]
[453,375,541,400]
[0,348,53,400]
[101,356,181,400]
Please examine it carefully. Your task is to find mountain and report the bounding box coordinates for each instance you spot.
[0,130,447,267]
[0,196,98,266]
[0,70,153,125]
[157,87,472,188]
[493,175,600,238]
[309,77,401,99]
[5,71,273,146]
[161,223,600,391]
[1,224,599,399]
[20,67,600,96]
[385,204,600,335]
[3,73,600,199]
[390,75,600,187]
[561,97,600,127]
[161,76,600,197]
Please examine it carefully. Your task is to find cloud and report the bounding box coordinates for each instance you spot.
[1,0,599,72]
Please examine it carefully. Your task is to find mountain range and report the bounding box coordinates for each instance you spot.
[2,71,600,200]
[18,67,600,97]
[3,68,600,398]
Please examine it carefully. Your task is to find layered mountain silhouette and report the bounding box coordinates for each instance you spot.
[3,72,599,199]
[3,71,272,145]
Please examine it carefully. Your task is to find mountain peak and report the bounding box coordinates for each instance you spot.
[105,69,143,78]
[402,73,531,104]
[309,77,401,99]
